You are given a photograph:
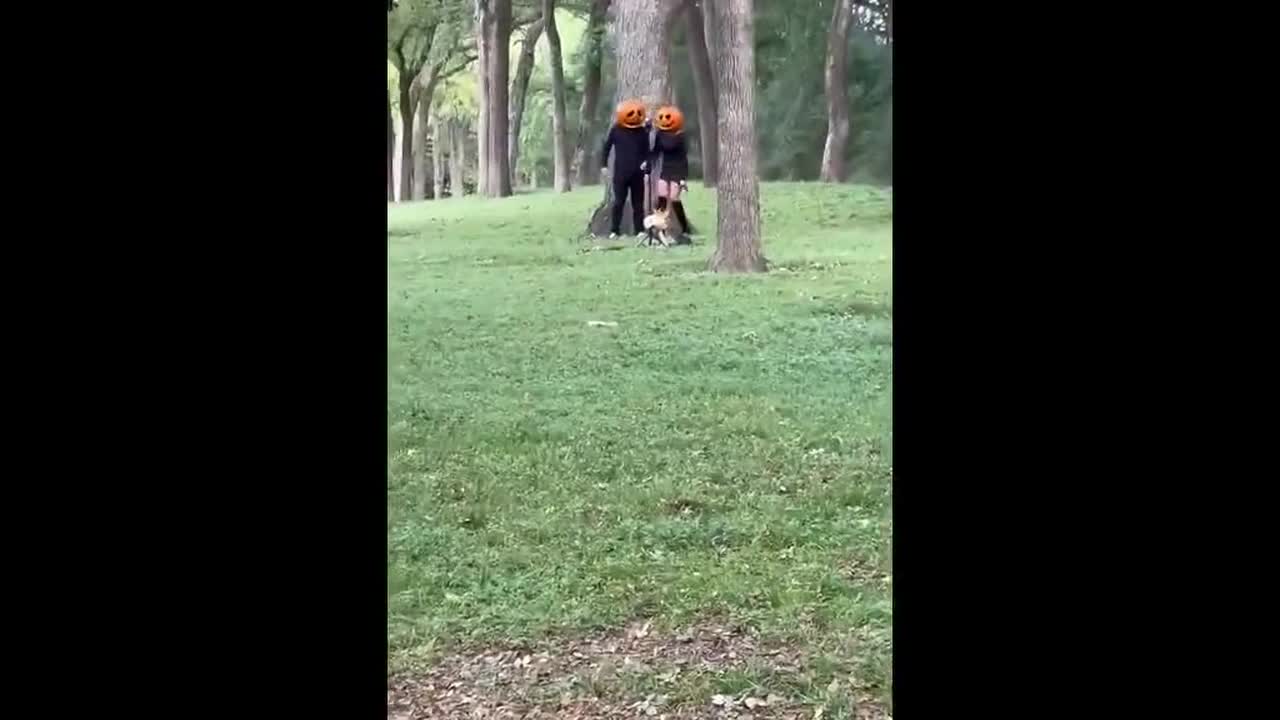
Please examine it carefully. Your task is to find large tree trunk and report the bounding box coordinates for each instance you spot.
[571,0,608,186]
[819,0,854,182]
[475,1,492,196]
[686,0,718,186]
[586,0,682,235]
[398,75,416,202]
[708,0,766,273]
[544,0,571,192]
[485,0,514,196]
[509,16,545,182]
[387,88,396,202]
[432,114,445,199]
[450,118,468,198]
[615,2,674,109]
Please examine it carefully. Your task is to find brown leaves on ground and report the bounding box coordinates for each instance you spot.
[388,622,889,719]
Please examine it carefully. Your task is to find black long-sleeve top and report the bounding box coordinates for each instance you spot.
[651,130,688,181]
[601,124,652,176]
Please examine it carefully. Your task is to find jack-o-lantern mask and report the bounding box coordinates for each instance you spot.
[655,105,684,133]
[616,99,646,128]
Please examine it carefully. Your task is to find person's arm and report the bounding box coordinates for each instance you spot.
[644,129,659,172]
[600,127,615,170]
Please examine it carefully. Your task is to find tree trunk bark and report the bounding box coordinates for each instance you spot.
[387,88,396,202]
[586,0,681,235]
[686,0,718,186]
[398,75,416,203]
[701,0,720,75]
[450,119,468,198]
[486,0,514,196]
[432,113,445,200]
[819,0,853,182]
[413,79,435,200]
[571,0,608,186]
[615,1,674,109]
[708,0,766,273]
[509,16,545,181]
[544,0,571,192]
[475,1,492,196]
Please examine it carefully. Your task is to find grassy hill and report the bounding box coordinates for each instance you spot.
[388,182,892,718]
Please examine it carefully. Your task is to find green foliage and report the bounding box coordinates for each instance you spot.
[436,70,479,120]
[510,0,892,185]
[669,0,892,183]
[388,182,892,707]
[396,1,891,188]
[388,0,475,76]
[512,9,590,186]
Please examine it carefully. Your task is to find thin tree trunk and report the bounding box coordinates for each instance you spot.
[820,0,853,182]
[544,0,571,192]
[475,0,492,196]
[571,0,608,186]
[709,0,766,273]
[586,0,681,234]
[509,16,545,180]
[432,113,445,200]
[486,0,514,196]
[450,119,468,198]
[413,79,436,200]
[398,75,416,202]
[387,88,396,201]
[686,0,718,186]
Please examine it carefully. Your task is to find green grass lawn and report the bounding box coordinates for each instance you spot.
[388,181,892,716]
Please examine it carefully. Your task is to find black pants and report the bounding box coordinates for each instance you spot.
[610,171,646,234]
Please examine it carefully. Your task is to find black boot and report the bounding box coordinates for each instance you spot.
[672,201,694,236]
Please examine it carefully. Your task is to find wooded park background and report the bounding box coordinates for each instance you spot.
[388,0,892,203]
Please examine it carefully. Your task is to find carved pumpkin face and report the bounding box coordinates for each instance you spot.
[655,105,684,133]
[616,99,646,128]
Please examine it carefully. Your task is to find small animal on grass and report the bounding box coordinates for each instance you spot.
[641,207,674,247]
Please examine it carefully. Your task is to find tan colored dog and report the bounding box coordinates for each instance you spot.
[640,207,673,247]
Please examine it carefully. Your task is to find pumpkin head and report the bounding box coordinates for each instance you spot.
[655,105,685,133]
[615,99,646,129]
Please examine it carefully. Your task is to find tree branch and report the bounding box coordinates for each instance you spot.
[440,53,478,79]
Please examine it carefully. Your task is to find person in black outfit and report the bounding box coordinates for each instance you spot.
[600,99,652,239]
[651,105,693,240]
